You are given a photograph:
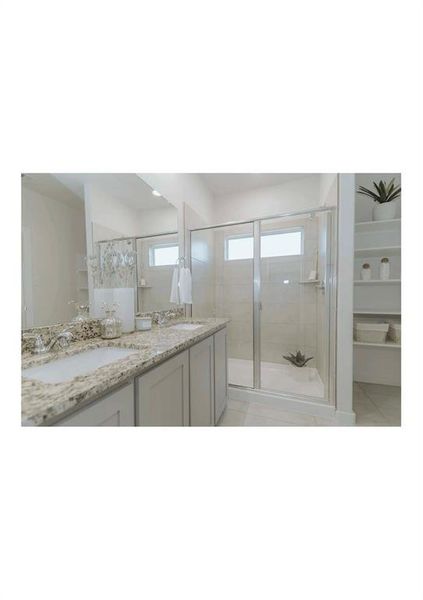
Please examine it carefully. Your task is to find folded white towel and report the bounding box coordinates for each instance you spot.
[169,267,180,304]
[179,267,192,304]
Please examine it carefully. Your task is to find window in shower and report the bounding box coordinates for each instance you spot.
[225,229,303,261]
[149,243,179,267]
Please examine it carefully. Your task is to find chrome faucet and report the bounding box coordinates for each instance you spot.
[24,329,74,355]
[46,330,74,352]
[157,314,168,327]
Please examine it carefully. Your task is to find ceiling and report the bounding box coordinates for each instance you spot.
[22,174,173,211]
[22,174,83,206]
[199,173,315,197]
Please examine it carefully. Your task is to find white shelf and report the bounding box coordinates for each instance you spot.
[299,279,320,284]
[354,310,401,315]
[138,285,152,289]
[355,246,401,258]
[354,341,401,349]
[355,218,401,233]
[354,279,401,285]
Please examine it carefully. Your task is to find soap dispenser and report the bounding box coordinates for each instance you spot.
[69,300,90,323]
[100,303,122,339]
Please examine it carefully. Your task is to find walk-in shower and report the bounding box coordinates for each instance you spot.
[190,207,337,404]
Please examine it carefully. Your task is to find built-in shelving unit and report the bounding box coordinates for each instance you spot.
[353,341,401,349]
[355,246,401,258]
[354,279,401,285]
[355,218,401,233]
[354,309,401,315]
[353,211,401,386]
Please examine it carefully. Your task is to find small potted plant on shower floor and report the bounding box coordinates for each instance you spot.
[283,350,314,367]
[283,350,315,382]
[357,177,401,222]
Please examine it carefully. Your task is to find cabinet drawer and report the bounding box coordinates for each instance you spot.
[56,381,135,426]
[136,350,189,426]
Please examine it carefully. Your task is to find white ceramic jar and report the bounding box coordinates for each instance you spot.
[379,257,390,280]
[135,317,152,331]
[361,263,371,280]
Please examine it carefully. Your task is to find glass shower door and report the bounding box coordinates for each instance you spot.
[258,212,332,399]
[191,223,254,387]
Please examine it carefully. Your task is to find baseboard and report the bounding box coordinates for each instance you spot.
[228,385,337,419]
[334,410,356,426]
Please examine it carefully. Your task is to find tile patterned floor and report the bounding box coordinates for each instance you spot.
[218,398,335,427]
[217,382,401,427]
[353,382,401,426]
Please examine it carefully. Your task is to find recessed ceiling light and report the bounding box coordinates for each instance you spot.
[152,190,161,197]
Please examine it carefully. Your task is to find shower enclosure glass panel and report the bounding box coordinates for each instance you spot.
[191,223,254,387]
[190,208,335,402]
[259,213,330,398]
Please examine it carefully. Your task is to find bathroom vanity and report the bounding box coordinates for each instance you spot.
[21,319,228,427]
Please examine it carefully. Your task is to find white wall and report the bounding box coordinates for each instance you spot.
[139,173,215,225]
[86,183,178,246]
[212,175,322,223]
[336,174,355,424]
[22,187,86,327]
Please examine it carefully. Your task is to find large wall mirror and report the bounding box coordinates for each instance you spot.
[21,173,180,328]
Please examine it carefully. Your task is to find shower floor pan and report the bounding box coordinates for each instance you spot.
[228,358,324,398]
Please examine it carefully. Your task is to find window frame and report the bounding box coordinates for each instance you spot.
[148,242,180,267]
[224,226,304,261]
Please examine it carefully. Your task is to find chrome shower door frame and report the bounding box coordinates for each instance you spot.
[188,206,337,404]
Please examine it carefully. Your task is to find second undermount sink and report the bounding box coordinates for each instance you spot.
[169,323,203,331]
[22,347,138,384]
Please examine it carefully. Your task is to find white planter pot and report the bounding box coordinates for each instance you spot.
[373,201,397,221]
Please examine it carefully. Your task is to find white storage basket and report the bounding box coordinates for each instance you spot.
[354,322,389,343]
[388,322,401,344]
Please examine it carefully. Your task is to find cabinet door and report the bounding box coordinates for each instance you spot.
[56,382,134,426]
[214,327,228,424]
[137,350,189,426]
[190,335,214,426]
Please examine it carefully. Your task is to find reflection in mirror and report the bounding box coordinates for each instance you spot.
[136,233,180,312]
[21,173,180,329]
[21,174,87,327]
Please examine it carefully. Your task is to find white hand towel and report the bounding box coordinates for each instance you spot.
[179,267,192,304]
[170,267,180,304]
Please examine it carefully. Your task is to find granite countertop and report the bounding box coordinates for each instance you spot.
[22,317,229,426]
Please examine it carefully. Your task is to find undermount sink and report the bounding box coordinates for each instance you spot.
[22,347,138,384]
[169,323,203,331]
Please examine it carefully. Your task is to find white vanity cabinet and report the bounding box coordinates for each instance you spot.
[136,327,228,427]
[136,350,189,426]
[213,327,228,424]
[56,382,135,426]
[189,335,215,426]
[52,326,227,427]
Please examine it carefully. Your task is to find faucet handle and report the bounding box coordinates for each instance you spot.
[23,333,48,354]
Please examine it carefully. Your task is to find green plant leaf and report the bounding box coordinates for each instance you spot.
[357,187,380,201]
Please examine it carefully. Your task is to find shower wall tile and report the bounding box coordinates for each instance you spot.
[261,282,299,304]
[228,339,254,361]
[222,283,253,304]
[220,301,253,321]
[260,322,299,345]
[228,320,253,342]
[261,303,300,324]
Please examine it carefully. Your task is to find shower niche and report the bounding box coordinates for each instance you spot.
[190,208,336,404]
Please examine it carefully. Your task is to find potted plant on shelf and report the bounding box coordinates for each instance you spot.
[357,178,401,221]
